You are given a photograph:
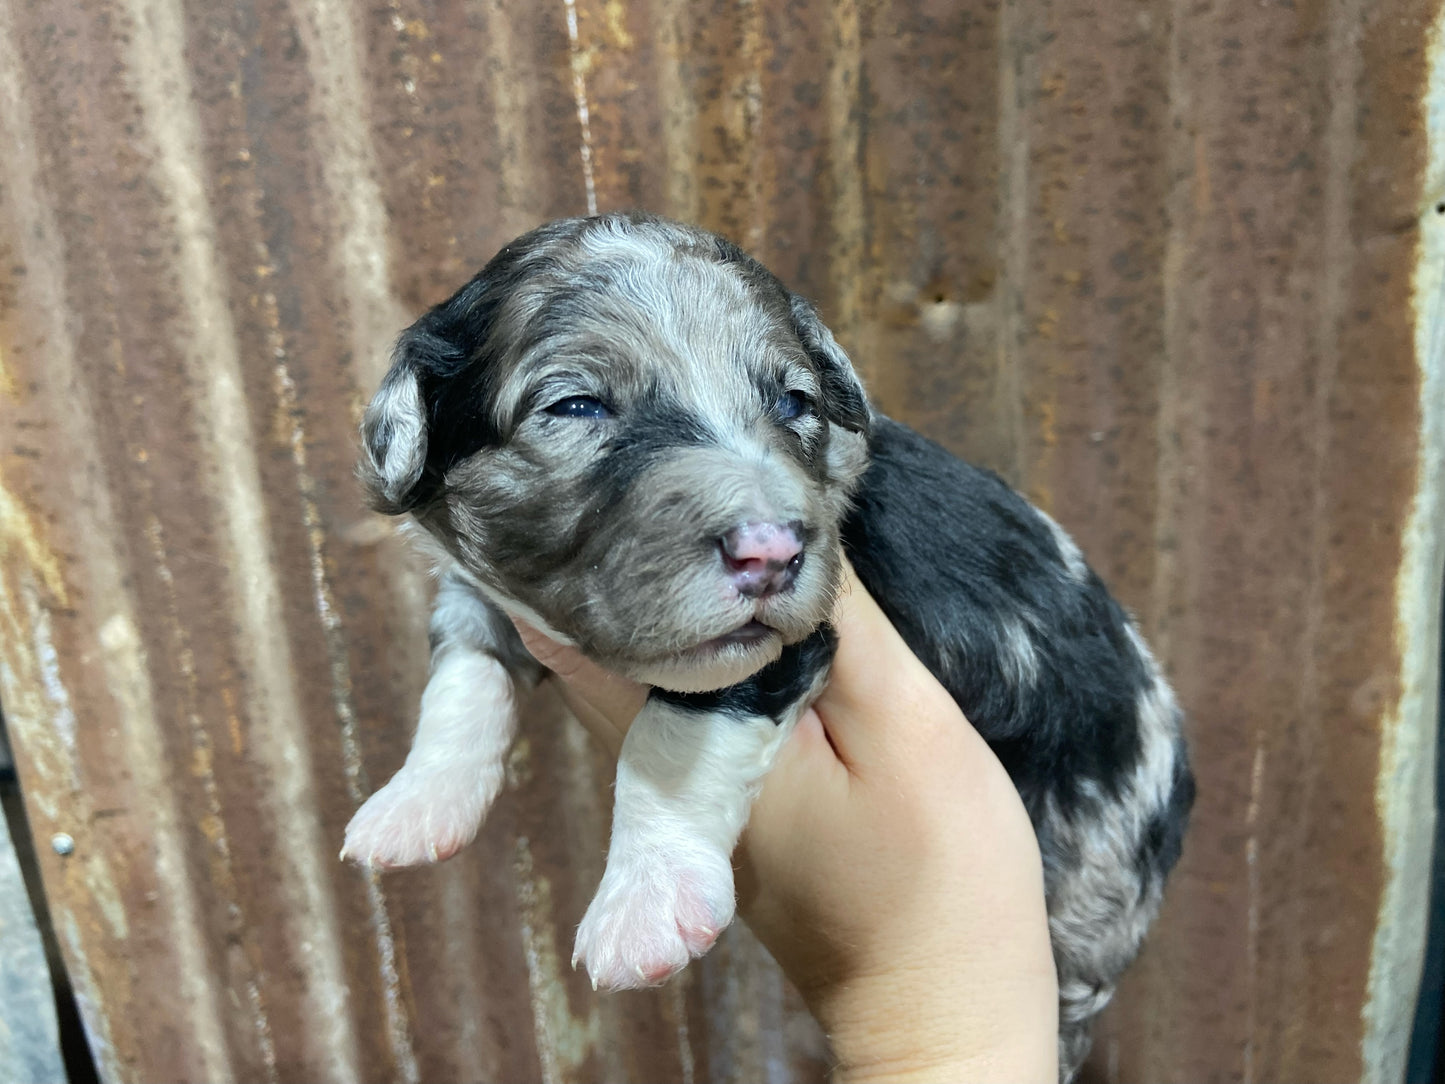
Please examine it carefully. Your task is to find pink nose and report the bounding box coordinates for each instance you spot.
[719,521,805,599]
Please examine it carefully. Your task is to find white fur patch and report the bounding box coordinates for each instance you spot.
[342,648,517,868]
[1036,507,1090,584]
[573,699,799,990]
[999,612,1041,687]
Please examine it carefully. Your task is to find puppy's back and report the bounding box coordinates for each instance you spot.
[840,415,1194,1075]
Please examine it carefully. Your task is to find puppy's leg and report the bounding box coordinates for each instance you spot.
[342,565,541,869]
[574,628,835,990]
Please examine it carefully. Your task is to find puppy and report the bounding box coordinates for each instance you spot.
[341,212,1193,1077]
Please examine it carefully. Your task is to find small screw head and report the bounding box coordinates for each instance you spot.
[51,833,75,856]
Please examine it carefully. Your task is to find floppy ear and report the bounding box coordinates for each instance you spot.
[788,295,871,433]
[358,324,465,514]
[360,217,596,514]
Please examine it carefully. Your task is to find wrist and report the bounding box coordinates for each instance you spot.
[817,958,1058,1084]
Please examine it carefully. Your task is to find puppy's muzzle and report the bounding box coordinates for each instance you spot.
[717,520,805,599]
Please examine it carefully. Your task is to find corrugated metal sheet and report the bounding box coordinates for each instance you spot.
[0,1,1439,1081]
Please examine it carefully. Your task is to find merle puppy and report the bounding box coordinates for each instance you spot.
[341,212,1193,1076]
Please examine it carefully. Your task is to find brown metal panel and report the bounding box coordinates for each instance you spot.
[0,1,1438,1082]
[1077,4,1438,1082]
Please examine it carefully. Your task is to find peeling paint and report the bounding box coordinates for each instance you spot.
[1361,10,1445,1081]
[32,604,78,762]
[513,836,601,1084]
[505,734,535,789]
[0,581,81,818]
[59,911,122,1084]
[563,0,599,217]
[0,479,69,607]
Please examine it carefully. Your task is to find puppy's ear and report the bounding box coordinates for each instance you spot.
[359,324,463,514]
[360,218,592,514]
[789,295,870,433]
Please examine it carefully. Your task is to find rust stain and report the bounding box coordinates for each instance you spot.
[0,477,69,608]
[143,511,279,1082]
[289,0,413,390]
[242,55,420,1084]
[825,0,864,357]
[655,0,700,223]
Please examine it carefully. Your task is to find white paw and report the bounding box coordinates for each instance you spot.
[340,761,500,870]
[573,846,735,990]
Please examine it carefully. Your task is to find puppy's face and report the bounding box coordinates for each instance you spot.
[362,214,870,691]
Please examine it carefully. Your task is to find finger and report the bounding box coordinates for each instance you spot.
[736,705,848,910]
[748,707,848,829]
[814,562,968,770]
[548,682,631,760]
[512,620,648,754]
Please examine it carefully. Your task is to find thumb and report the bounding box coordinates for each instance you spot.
[813,563,968,773]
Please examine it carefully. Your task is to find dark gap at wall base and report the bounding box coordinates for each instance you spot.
[0,712,101,1084]
[1406,574,1445,1084]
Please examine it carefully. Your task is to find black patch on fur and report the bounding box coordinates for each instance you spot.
[424,233,578,465]
[841,417,1155,825]
[650,624,837,723]
[588,387,715,504]
[788,296,870,434]
[709,235,791,301]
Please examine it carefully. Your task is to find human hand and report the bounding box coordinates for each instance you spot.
[515,564,1059,1082]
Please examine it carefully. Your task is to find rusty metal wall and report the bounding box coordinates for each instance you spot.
[0,0,1441,1082]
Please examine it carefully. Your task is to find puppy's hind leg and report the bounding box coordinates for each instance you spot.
[342,565,542,869]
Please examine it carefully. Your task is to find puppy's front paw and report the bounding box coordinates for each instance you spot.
[573,847,734,990]
[341,762,499,870]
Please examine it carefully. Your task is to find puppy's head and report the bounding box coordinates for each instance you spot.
[361,213,871,691]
